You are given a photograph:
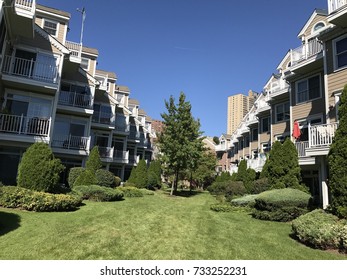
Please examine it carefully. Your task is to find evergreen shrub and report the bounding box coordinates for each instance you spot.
[231,194,258,207]
[291,209,345,250]
[68,167,85,188]
[0,186,82,212]
[250,178,270,194]
[17,143,65,193]
[95,169,116,188]
[114,176,121,187]
[73,185,124,201]
[117,186,144,197]
[73,169,97,187]
[86,146,102,173]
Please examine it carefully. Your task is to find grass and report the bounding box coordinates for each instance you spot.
[0,190,346,260]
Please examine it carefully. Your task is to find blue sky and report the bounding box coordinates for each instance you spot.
[39,0,328,137]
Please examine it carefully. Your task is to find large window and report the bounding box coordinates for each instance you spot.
[260,116,270,133]
[43,19,58,36]
[296,75,321,103]
[251,128,258,141]
[81,58,89,71]
[334,35,347,69]
[275,102,290,122]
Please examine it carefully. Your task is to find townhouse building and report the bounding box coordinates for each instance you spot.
[220,0,347,209]
[0,0,153,185]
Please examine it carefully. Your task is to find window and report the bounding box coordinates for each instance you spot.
[251,128,258,141]
[43,19,58,36]
[261,142,270,153]
[313,22,325,32]
[335,36,347,69]
[81,58,89,71]
[260,116,270,133]
[275,102,290,122]
[296,75,321,103]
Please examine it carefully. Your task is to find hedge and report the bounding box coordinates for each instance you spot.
[73,185,124,201]
[252,188,311,222]
[231,194,258,207]
[207,181,246,201]
[117,186,144,197]
[0,186,82,212]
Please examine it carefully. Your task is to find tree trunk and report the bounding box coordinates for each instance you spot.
[170,169,179,195]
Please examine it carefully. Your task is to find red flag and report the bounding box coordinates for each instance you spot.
[292,120,301,139]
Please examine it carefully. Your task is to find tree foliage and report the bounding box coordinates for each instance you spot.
[147,160,162,188]
[260,139,304,191]
[191,150,217,189]
[213,136,220,145]
[86,146,102,173]
[158,92,205,195]
[328,84,347,218]
[17,142,65,193]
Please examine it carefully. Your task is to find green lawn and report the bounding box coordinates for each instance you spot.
[0,190,346,260]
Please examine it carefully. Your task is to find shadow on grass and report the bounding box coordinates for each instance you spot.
[163,189,204,198]
[0,211,21,236]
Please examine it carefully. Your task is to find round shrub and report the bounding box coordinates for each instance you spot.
[95,169,116,188]
[117,186,144,197]
[0,186,82,212]
[17,143,65,193]
[292,209,342,250]
[73,169,97,187]
[114,176,121,187]
[68,167,85,188]
[231,194,258,207]
[252,188,311,222]
[250,178,270,194]
[73,185,124,201]
[207,181,246,201]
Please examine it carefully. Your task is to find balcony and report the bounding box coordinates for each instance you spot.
[14,0,36,17]
[58,91,93,110]
[295,123,338,158]
[128,155,140,165]
[114,123,130,134]
[92,108,115,129]
[97,146,114,162]
[289,39,323,72]
[328,0,347,27]
[65,41,82,64]
[113,150,129,164]
[269,82,290,100]
[2,55,59,87]
[128,130,140,141]
[247,157,267,172]
[215,142,228,152]
[0,113,51,141]
[52,135,90,151]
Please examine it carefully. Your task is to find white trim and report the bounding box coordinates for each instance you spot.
[42,18,59,38]
[297,10,328,39]
[81,57,90,71]
[274,101,290,123]
[260,115,270,133]
[332,33,347,71]
[35,8,70,21]
[34,25,69,54]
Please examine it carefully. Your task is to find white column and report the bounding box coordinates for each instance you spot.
[320,156,329,209]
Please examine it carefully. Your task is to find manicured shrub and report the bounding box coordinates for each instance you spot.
[95,169,116,188]
[86,146,102,173]
[74,169,97,187]
[207,181,246,201]
[252,188,311,222]
[214,171,232,182]
[114,176,121,187]
[17,143,65,193]
[0,186,82,212]
[328,84,347,218]
[147,160,162,188]
[250,178,270,194]
[117,186,144,197]
[291,209,343,250]
[134,159,148,188]
[68,167,85,188]
[231,194,258,207]
[73,185,124,201]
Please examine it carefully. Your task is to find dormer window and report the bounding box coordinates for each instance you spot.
[43,19,58,36]
[313,22,325,32]
[81,57,89,71]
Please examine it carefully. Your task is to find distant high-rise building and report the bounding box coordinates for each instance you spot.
[227,90,256,135]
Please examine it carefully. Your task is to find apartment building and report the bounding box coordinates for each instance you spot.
[227,90,256,135]
[220,0,347,209]
[0,0,153,185]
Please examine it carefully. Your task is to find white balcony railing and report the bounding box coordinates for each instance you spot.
[15,0,35,11]
[309,122,338,148]
[113,150,129,161]
[128,155,140,165]
[247,157,267,171]
[97,146,114,159]
[295,141,309,157]
[59,91,93,109]
[2,55,58,83]
[290,39,323,67]
[0,113,50,136]
[52,135,90,150]
[328,0,347,13]
[65,41,82,60]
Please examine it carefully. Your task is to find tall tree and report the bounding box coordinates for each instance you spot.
[328,84,347,218]
[158,92,204,195]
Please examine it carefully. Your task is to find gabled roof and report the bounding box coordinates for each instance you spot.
[138,108,147,116]
[82,46,99,57]
[276,50,291,71]
[297,9,328,38]
[128,98,139,105]
[34,24,69,54]
[115,85,130,93]
[36,4,71,19]
[95,69,117,80]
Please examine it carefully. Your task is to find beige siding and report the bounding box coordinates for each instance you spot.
[292,99,325,121]
[35,16,67,44]
[272,121,289,138]
[302,15,327,38]
[250,140,258,152]
[259,132,270,143]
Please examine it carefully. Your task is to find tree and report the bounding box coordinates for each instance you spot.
[213,136,220,145]
[147,160,162,188]
[260,139,304,190]
[86,146,102,173]
[134,159,148,188]
[158,92,205,195]
[328,84,347,218]
[191,150,216,189]
[17,142,64,192]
